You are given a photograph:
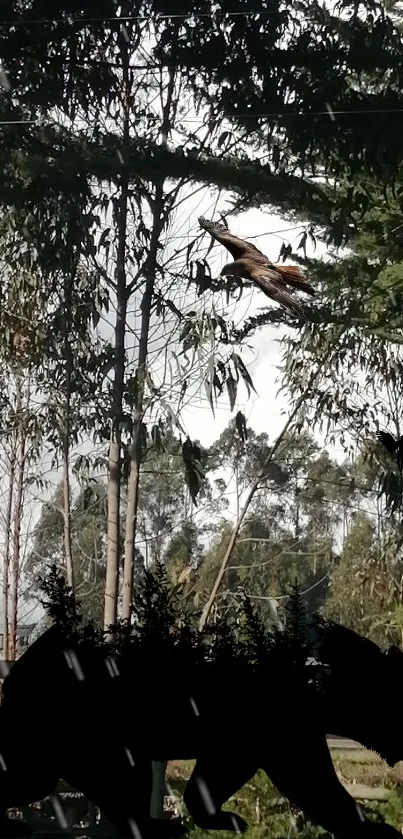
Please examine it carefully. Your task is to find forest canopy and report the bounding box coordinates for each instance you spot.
[0,0,403,659]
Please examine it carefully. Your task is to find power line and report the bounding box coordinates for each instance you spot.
[0,119,40,124]
[0,11,299,26]
[2,108,403,128]
[183,108,403,118]
[241,565,334,601]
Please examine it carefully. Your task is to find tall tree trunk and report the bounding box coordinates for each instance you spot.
[9,399,27,661]
[62,274,74,591]
[121,65,176,823]
[121,192,168,816]
[62,446,74,590]
[2,450,15,661]
[121,182,165,621]
[121,63,176,621]
[294,472,300,539]
[198,393,315,632]
[103,40,131,633]
[150,761,167,819]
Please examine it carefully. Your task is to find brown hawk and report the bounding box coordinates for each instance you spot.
[198,217,315,319]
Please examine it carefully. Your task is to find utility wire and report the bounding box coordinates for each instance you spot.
[0,11,327,25]
[1,108,403,127]
[0,119,40,124]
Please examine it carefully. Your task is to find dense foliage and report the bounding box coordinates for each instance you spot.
[24,418,403,651]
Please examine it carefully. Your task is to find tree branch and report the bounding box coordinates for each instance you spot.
[198,329,346,631]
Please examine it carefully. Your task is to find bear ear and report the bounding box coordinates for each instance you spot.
[387,645,403,659]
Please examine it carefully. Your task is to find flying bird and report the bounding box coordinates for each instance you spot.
[377,430,403,474]
[198,217,315,319]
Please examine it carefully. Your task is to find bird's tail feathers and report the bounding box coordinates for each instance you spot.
[273,264,315,296]
[256,270,310,321]
[268,283,309,321]
[281,293,309,321]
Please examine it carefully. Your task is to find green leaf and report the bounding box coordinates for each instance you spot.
[272,144,280,169]
[151,423,165,453]
[232,353,257,396]
[218,131,231,148]
[158,398,185,435]
[235,410,248,442]
[98,227,111,249]
[205,377,215,415]
[179,320,193,343]
[297,231,308,256]
[182,436,206,505]
[186,239,196,264]
[226,373,237,411]
[277,242,293,262]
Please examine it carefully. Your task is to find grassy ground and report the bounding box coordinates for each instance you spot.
[167,747,403,794]
[10,750,403,839]
[329,749,403,790]
[167,751,403,839]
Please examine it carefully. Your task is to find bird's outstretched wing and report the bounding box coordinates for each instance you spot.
[198,217,264,260]
[249,265,308,320]
[377,431,398,454]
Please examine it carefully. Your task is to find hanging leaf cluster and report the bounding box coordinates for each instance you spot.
[235,410,248,443]
[181,436,206,506]
[205,351,257,413]
[378,471,403,515]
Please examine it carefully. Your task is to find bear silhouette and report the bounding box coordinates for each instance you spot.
[0,619,401,839]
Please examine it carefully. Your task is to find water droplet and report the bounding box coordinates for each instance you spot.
[116,150,124,165]
[356,803,365,823]
[105,656,119,677]
[120,23,130,43]
[0,67,11,92]
[230,814,243,833]
[63,649,84,681]
[0,661,10,679]
[325,102,336,122]
[189,696,200,717]
[0,753,7,771]
[51,796,68,829]
[125,746,135,766]
[128,817,143,839]
[388,288,397,307]
[195,777,216,815]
